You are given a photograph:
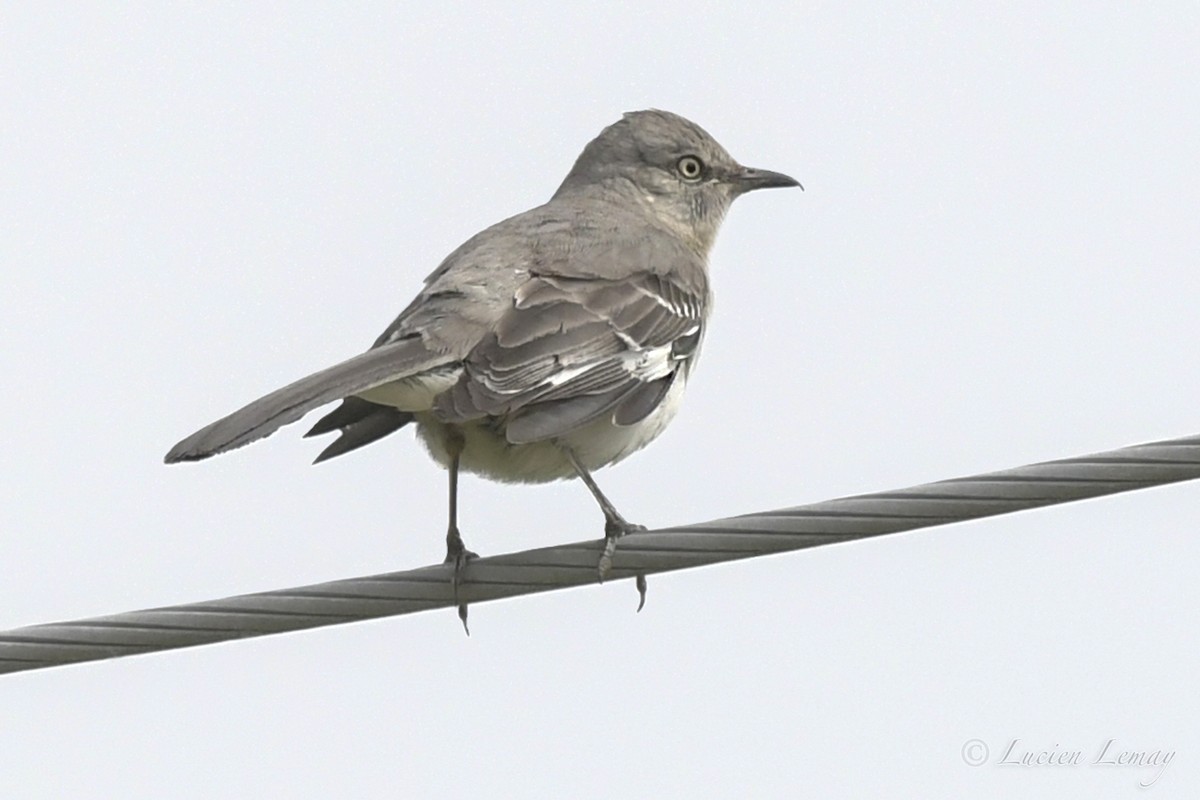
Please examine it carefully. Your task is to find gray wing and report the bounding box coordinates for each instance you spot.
[434,272,705,444]
[165,336,446,462]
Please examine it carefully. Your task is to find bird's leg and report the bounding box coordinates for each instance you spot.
[563,449,648,610]
[442,429,474,635]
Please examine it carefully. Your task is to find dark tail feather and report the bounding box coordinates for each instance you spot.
[306,397,383,437]
[307,398,413,463]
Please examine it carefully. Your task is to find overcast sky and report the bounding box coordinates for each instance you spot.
[1,3,1197,797]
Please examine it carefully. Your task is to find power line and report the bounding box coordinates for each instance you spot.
[2,433,1198,675]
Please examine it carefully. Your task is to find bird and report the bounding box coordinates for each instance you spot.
[165,109,801,631]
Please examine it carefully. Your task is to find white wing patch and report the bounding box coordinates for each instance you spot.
[633,283,699,317]
[545,362,596,388]
[629,343,674,380]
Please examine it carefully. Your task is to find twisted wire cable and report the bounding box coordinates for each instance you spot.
[3,433,1198,675]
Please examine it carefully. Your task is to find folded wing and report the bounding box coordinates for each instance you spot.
[435,272,706,444]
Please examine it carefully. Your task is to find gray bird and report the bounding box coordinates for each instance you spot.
[165,109,800,629]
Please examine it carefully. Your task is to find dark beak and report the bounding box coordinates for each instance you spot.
[731,166,803,193]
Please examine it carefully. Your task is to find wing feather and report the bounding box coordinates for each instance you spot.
[434,271,706,442]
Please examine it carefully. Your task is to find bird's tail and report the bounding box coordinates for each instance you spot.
[164,336,445,463]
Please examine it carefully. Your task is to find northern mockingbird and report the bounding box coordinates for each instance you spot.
[166,109,800,630]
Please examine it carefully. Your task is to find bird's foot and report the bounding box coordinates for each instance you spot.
[444,527,478,636]
[598,514,649,611]
[598,515,645,580]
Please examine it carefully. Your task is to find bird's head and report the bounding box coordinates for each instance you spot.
[554,109,801,253]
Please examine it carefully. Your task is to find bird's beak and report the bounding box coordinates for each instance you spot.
[730,166,803,193]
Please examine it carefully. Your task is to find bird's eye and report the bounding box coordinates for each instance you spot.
[676,155,704,181]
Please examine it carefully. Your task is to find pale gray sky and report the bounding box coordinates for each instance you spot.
[1,3,1197,797]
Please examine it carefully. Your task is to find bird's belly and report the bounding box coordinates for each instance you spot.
[560,375,687,471]
[414,375,687,484]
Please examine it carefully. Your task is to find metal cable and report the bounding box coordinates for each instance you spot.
[3,434,1198,675]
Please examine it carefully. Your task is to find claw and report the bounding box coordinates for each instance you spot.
[599,517,650,611]
[445,527,477,637]
[449,552,472,637]
[597,516,645,580]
